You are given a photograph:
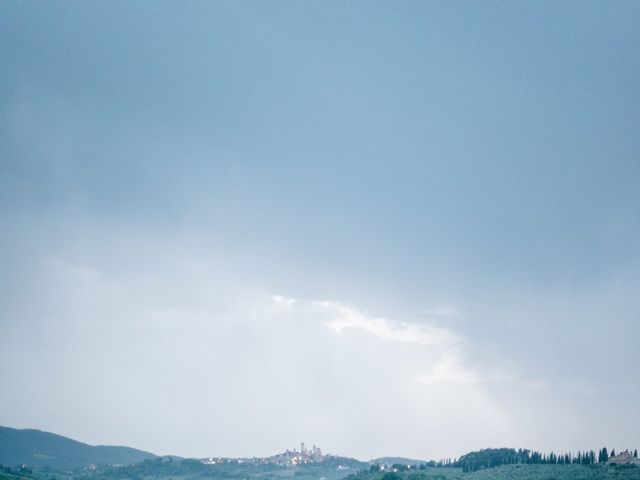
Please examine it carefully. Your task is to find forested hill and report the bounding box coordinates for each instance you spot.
[0,426,156,470]
[369,458,428,467]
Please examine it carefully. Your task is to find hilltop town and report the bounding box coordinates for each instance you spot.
[201,442,333,467]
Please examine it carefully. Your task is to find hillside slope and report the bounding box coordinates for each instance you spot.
[345,463,640,480]
[369,457,428,466]
[0,426,156,470]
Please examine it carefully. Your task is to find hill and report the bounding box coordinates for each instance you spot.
[0,426,156,470]
[346,463,640,480]
[369,457,428,467]
[71,456,367,480]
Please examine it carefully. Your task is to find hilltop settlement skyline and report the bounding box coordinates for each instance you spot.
[1,426,638,470]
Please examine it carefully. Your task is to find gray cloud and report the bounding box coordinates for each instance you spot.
[1,0,639,461]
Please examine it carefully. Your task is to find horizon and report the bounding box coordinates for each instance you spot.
[1,0,639,462]
[2,424,637,464]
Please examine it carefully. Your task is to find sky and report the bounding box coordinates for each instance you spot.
[1,0,639,461]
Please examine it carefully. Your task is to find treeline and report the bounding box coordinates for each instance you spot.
[365,447,640,474]
[0,465,36,480]
[455,447,638,472]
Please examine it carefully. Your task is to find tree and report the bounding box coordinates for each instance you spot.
[599,447,609,463]
[381,472,400,480]
[634,450,638,458]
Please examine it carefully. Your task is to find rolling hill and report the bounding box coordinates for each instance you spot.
[0,426,156,470]
[369,457,428,466]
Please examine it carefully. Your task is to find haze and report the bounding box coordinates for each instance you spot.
[1,1,639,461]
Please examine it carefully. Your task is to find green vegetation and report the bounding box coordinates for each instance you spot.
[456,448,600,472]
[347,464,640,480]
[2,426,639,480]
[1,466,37,480]
[18,455,639,480]
[2,453,640,480]
[65,457,364,480]
[0,427,156,470]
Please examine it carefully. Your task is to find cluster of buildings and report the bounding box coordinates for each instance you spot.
[201,442,325,467]
[609,450,640,466]
[266,442,324,466]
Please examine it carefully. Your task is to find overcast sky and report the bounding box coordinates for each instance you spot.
[1,0,639,461]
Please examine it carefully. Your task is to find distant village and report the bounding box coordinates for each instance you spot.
[609,450,640,466]
[201,442,328,466]
[199,445,640,468]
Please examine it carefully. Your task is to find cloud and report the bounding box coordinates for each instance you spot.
[414,357,483,385]
[274,298,483,386]
[271,294,296,306]
[0,252,590,460]
[322,301,458,347]
[421,306,458,317]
